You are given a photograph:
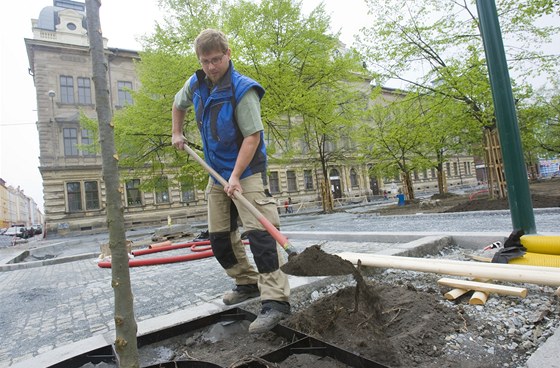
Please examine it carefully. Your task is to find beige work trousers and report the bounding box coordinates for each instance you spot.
[207,173,290,303]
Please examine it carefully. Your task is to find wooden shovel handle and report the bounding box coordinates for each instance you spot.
[183,145,297,256]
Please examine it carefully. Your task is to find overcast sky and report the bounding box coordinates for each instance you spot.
[0,1,556,213]
[0,0,370,213]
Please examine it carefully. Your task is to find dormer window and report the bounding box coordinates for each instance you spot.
[66,22,76,31]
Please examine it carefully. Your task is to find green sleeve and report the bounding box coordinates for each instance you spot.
[174,75,194,110]
[235,88,264,137]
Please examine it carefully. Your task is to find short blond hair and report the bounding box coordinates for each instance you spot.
[194,29,229,57]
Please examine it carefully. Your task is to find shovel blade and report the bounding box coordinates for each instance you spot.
[281,244,355,277]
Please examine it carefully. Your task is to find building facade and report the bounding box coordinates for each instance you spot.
[0,178,43,229]
[26,1,477,236]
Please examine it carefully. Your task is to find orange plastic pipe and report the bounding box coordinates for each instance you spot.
[98,249,214,268]
[148,240,172,249]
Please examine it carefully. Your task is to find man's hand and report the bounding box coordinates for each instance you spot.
[172,133,187,150]
[172,103,187,150]
[225,175,242,198]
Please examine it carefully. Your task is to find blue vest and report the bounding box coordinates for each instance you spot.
[190,62,267,182]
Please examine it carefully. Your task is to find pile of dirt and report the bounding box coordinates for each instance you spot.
[284,283,471,368]
[377,178,560,216]
[154,281,508,368]
[444,193,560,213]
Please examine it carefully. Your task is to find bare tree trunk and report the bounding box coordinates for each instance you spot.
[321,178,334,213]
[85,1,139,366]
[436,150,447,195]
[401,171,415,200]
[437,163,447,195]
[320,160,334,213]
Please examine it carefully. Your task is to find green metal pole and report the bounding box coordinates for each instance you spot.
[476,0,536,234]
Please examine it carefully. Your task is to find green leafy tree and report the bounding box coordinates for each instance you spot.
[356,92,431,200]
[517,87,560,178]
[105,1,224,194]
[222,0,366,212]
[111,0,365,212]
[413,93,482,195]
[356,0,559,197]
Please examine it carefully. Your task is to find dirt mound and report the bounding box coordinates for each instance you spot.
[376,178,560,216]
[444,193,560,213]
[284,283,486,368]
[161,281,508,368]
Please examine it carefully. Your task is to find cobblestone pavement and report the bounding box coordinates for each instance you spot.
[0,207,559,367]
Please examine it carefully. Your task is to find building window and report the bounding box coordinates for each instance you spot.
[413,170,419,181]
[453,162,459,176]
[446,162,451,177]
[126,179,142,206]
[301,136,310,155]
[324,139,336,153]
[63,128,79,156]
[84,181,100,210]
[155,176,170,204]
[66,182,82,212]
[287,170,297,192]
[81,129,96,156]
[350,168,359,188]
[117,81,133,106]
[431,168,436,178]
[423,169,428,179]
[304,170,314,190]
[181,182,196,202]
[269,171,280,193]
[60,75,74,104]
[77,77,92,104]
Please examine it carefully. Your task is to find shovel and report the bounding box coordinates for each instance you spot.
[183,144,298,256]
[182,146,364,282]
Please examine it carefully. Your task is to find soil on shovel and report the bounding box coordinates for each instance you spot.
[282,244,383,316]
[282,244,357,276]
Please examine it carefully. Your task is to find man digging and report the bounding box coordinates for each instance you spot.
[172,29,291,333]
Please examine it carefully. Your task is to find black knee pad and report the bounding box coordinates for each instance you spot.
[210,231,238,269]
[246,230,279,273]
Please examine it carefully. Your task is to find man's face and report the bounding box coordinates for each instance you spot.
[199,48,231,84]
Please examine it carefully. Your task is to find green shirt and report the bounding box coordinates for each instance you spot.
[174,75,264,137]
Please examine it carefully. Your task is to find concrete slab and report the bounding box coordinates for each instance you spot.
[283,230,511,249]
[526,325,560,368]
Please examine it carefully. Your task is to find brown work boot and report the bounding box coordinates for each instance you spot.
[222,284,259,305]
